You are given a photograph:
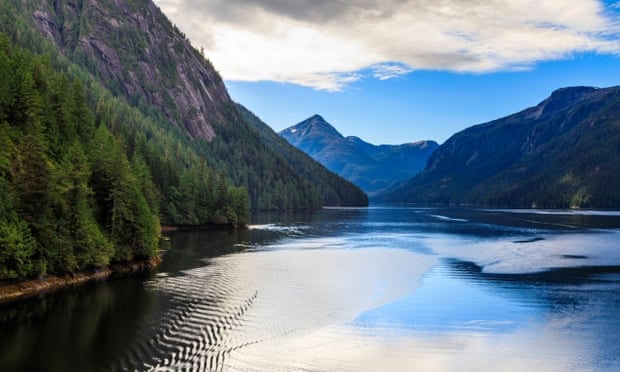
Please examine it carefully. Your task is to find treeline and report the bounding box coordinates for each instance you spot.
[237,104,368,207]
[0,0,368,211]
[0,33,248,280]
[91,93,250,227]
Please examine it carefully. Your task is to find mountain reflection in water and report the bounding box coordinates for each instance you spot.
[0,207,619,371]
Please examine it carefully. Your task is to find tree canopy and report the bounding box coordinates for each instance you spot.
[0,33,249,280]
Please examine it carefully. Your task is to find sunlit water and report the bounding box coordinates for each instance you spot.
[1,207,619,371]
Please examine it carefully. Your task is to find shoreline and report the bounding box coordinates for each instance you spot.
[162,223,247,231]
[0,255,162,305]
[0,224,242,306]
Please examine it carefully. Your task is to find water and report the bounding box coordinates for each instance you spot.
[1,206,620,371]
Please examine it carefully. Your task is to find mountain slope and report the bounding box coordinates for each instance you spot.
[238,106,368,207]
[280,115,438,196]
[0,33,166,278]
[2,0,367,210]
[31,0,226,140]
[381,86,620,208]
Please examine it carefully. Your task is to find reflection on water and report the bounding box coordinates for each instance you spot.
[140,248,434,370]
[0,207,619,371]
[353,262,540,333]
[0,277,156,371]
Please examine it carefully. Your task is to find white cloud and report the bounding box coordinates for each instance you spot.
[155,0,620,91]
[371,63,413,80]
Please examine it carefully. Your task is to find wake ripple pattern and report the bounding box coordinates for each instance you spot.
[116,262,261,371]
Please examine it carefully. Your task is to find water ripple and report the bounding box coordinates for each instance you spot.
[107,262,259,371]
[119,248,433,371]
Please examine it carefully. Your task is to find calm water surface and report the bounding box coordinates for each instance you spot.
[1,206,620,371]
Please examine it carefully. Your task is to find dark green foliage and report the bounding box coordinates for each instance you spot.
[0,0,367,212]
[382,86,620,208]
[89,125,158,261]
[0,0,370,279]
[0,218,37,280]
[0,177,37,279]
[0,33,249,280]
[240,107,368,207]
[0,35,127,277]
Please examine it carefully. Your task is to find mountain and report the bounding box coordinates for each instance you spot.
[238,106,368,207]
[32,0,228,141]
[0,0,367,211]
[0,32,169,279]
[381,86,620,208]
[0,0,369,280]
[280,115,438,197]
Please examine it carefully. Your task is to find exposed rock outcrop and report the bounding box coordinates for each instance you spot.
[32,0,230,141]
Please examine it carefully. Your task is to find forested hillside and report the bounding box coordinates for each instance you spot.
[239,107,368,207]
[0,0,369,280]
[0,34,249,280]
[0,0,366,211]
[381,86,620,208]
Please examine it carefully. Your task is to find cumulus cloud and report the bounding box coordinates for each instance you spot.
[155,0,620,91]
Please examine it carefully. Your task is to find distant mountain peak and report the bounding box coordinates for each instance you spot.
[305,114,333,128]
[532,86,600,119]
[280,116,438,197]
[283,114,344,142]
[309,114,326,122]
[550,86,598,98]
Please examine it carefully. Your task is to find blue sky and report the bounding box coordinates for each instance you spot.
[155,0,620,144]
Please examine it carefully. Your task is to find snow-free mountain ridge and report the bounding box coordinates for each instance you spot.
[281,115,438,197]
[381,86,620,208]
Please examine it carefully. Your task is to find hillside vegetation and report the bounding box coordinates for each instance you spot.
[0,0,367,280]
[0,34,248,279]
[0,0,366,212]
[381,86,620,208]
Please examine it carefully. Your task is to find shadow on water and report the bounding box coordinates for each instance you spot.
[161,208,367,273]
[0,276,157,372]
[441,258,620,365]
[2,206,619,370]
[0,210,335,372]
[0,226,278,371]
[445,258,620,285]
[160,229,251,274]
[433,207,620,230]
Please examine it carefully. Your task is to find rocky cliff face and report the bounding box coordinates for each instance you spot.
[3,0,369,209]
[32,0,230,140]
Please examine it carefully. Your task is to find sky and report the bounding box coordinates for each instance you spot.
[154,0,620,144]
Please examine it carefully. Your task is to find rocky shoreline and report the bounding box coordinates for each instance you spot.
[0,256,162,305]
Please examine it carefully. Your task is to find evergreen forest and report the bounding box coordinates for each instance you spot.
[0,0,367,281]
[0,0,367,213]
[0,33,248,280]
